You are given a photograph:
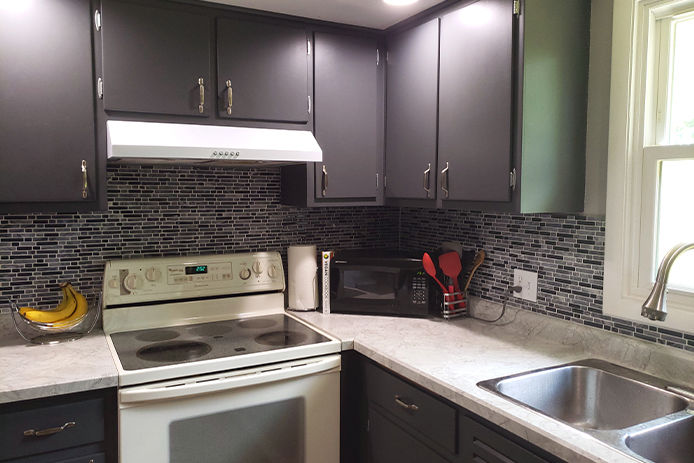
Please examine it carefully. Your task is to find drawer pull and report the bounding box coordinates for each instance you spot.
[394,395,419,412]
[23,421,76,438]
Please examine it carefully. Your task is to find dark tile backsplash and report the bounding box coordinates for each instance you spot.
[0,165,398,309]
[399,208,693,352]
[1,165,691,352]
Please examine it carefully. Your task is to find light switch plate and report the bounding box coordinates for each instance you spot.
[513,269,537,302]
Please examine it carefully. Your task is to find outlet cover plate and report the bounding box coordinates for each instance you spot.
[513,269,537,302]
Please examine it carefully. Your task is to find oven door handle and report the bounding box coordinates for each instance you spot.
[119,355,341,404]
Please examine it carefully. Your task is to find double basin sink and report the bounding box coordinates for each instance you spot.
[478,359,694,462]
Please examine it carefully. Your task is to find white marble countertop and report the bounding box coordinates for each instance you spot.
[293,301,694,463]
[0,315,118,404]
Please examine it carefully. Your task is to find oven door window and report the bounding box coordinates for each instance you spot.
[170,399,304,463]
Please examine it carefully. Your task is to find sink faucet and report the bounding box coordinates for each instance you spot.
[642,242,694,321]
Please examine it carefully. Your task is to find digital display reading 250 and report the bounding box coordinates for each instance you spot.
[185,265,208,275]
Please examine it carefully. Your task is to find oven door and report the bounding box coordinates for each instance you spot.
[118,355,340,463]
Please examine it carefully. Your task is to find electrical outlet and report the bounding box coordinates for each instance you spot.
[513,269,537,302]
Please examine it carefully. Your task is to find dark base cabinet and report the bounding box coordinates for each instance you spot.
[341,352,563,463]
[0,389,116,463]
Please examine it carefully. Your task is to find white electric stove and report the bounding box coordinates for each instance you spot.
[102,252,341,463]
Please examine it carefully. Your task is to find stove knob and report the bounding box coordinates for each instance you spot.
[252,261,263,276]
[124,274,143,291]
[239,267,251,280]
[268,264,278,279]
[108,278,119,289]
[145,267,161,282]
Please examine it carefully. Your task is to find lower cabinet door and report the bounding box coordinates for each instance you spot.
[57,452,106,463]
[460,416,550,463]
[368,407,451,463]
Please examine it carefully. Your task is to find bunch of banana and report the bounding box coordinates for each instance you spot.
[18,282,89,328]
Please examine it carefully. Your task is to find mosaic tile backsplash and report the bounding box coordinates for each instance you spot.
[399,208,694,352]
[0,165,398,309]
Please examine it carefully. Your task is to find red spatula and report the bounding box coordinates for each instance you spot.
[439,251,463,308]
[422,253,447,293]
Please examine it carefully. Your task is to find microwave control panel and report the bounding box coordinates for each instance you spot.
[411,274,429,305]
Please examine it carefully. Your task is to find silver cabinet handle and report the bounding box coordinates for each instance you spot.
[423,163,431,198]
[441,161,449,199]
[198,77,205,113]
[394,395,419,412]
[81,160,88,199]
[321,165,328,197]
[225,80,233,115]
[24,421,76,438]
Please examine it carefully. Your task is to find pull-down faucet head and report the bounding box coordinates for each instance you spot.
[642,242,694,321]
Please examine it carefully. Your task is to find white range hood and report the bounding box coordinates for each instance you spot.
[107,120,322,165]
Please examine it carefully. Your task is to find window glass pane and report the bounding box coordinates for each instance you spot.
[668,15,694,145]
[655,159,694,291]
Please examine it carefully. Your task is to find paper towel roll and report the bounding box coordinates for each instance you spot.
[288,245,318,311]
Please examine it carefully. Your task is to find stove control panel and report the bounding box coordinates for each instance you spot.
[103,252,285,307]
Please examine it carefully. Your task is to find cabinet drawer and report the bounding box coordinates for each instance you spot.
[368,407,451,463]
[364,361,456,453]
[0,398,104,460]
[461,416,550,463]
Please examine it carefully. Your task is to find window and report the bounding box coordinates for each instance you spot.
[605,0,694,332]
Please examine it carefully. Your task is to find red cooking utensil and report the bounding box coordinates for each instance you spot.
[439,251,463,308]
[422,253,447,293]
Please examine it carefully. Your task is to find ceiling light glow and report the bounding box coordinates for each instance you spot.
[383,0,419,6]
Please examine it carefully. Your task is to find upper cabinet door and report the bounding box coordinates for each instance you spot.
[314,32,382,200]
[0,0,97,205]
[385,19,440,200]
[217,18,310,123]
[101,0,211,117]
[438,0,514,202]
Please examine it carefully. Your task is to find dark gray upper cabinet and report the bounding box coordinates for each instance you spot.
[438,0,514,203]
[217,18,310,123]
[313,32,382,199]
[385,19,440,201]
[100,0,211,117]
[0,0,101,211]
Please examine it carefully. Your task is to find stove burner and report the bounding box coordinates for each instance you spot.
[237,318,278,330]
[255,330,308,347]
[188,324,233,337]
[135,329,180,342]
[136,341,212,363]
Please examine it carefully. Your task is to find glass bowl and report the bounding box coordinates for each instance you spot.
[9,292,102,345]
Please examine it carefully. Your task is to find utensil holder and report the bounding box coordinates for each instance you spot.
[435,289,468,319]
[9,292,102,345]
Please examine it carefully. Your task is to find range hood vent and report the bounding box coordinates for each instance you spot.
[107,120,322,166]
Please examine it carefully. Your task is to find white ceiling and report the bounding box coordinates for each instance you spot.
[202,0,447,29]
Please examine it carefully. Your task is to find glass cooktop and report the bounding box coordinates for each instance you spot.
[109,314,331,371]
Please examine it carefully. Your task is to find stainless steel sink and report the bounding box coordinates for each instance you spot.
[479,362,688,430]
[478,359,694,463]
[626,415,694,463]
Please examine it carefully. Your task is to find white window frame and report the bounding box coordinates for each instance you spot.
[604,0,694,333]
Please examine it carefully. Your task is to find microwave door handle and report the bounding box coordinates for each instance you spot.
[119,355,341,404]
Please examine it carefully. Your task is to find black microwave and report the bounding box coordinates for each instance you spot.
[329,250,431,317]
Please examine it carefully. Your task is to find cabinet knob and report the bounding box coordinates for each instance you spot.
[394,395,419,412]
[198,77,205,113]
[81,160,88,199]
[441,162,449,199]
[423,163,431,198]
[225,80,233,115]
[321,165,329,197]
[23,421,76,438]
